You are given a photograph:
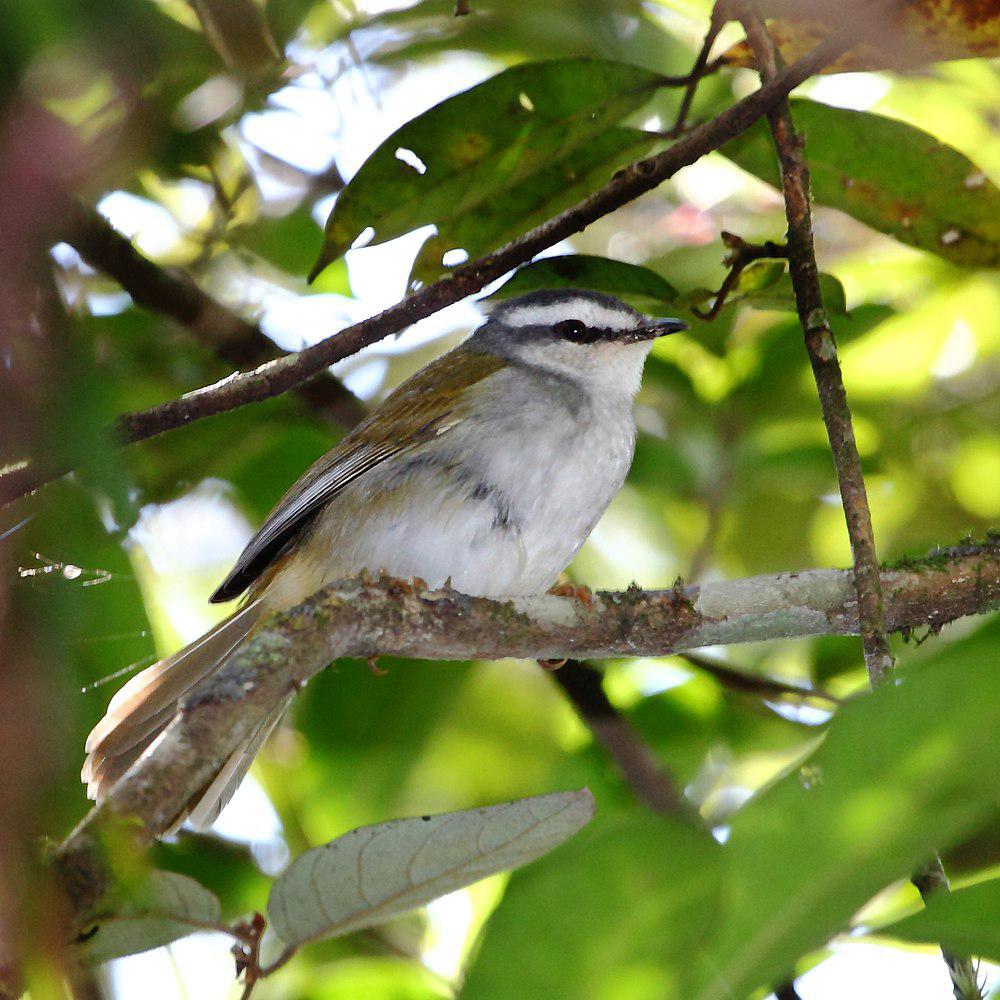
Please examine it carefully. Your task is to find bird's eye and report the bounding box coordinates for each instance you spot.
[554,319,593,342]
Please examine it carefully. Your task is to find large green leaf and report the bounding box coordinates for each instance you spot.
[688,630,1000,1000]
[489,254,679,312]
[723,99,1000,268]
[462,813,723,1000]
[409,127,657,287]
[310,58,666,280]
[268,790,594,947]
[878,878,1000,964]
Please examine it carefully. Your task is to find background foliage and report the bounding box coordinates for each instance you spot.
[1,0,997,998]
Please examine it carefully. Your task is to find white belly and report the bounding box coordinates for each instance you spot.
[275,390,636,602]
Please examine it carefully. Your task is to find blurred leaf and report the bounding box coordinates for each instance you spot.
[150,834,270,918]
[723,99,1000,268]
[268,789,595,947]
[76,870,222,964]
[311,58,667,280]
[721,0,1000,73]
[489,254,678,311]
[877,877,1000,963]
[409,128,657,286]
[295,957,450,1000]
[687,629,1000,1000]
[462,813,722,1000]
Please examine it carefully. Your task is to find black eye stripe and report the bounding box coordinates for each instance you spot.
[553,319,614,344]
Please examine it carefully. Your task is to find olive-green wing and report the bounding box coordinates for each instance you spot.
[210,347,504,603]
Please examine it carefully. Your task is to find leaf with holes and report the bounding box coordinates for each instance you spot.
[488,254,678,312]
[267,789,595,947]
[876,877,1000,964]
[722,99,1000,268]
[310,58,668,281]
[76,871,222,964]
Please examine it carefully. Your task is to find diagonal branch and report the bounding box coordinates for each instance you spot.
[1,30,856,508]
[548,659,692,817]
[737,7,984,998]
[54,541,999,923]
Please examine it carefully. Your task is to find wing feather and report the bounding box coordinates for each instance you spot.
[210,347,504,603]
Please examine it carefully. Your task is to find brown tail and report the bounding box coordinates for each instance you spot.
[82,598,283,831]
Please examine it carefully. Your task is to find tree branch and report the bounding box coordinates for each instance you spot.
[737,7,983,997]
[548,659,692,817]
[691,230,788,320]
[54,542,999,923]
[1,29,856,509]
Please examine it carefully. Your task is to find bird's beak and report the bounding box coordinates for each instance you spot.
[625,318,688,342]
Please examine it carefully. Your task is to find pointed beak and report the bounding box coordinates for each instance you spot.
[625,317,688,342]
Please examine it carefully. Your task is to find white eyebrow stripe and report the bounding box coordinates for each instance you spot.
[499,301,638,331]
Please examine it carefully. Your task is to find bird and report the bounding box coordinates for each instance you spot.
[82,288,686,830]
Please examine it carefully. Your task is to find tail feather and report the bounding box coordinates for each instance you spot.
[185,693,293,831]
[82,599,265,813]
[85,601,263,754]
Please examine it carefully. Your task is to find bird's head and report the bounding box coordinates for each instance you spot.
[473,288,686,395]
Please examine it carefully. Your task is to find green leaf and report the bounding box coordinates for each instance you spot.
[688,631,1000,1000]
[489,254,679,312]
[878,878,1000,964]
[462,813,723,1000]
[76,871,222,965]
[409,128,657,287]
[722,99,1000,268]
[267,789,595,948]
[310,58,667,280]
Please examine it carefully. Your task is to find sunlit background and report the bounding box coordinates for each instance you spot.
[2,0,998,997]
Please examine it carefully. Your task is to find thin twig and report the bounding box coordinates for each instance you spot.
[691,230,788,320]
[668,3,728,138]
[0,31,856,509]
[737,6,983,998]
[52,542,999,926]
[679,652,838,704]
[547,659,692,817]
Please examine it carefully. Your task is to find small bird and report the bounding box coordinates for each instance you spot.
[82,289,685,828]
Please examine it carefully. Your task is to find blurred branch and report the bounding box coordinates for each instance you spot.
[678,651,837,704]
[54,541,999,923]
[547,660,692,817]
[1,29,855,507]
[0,204,368,504]
[774,982,804,1000]
[737,6,983,998]
[691,230,788,320]
[63,202,367,426]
